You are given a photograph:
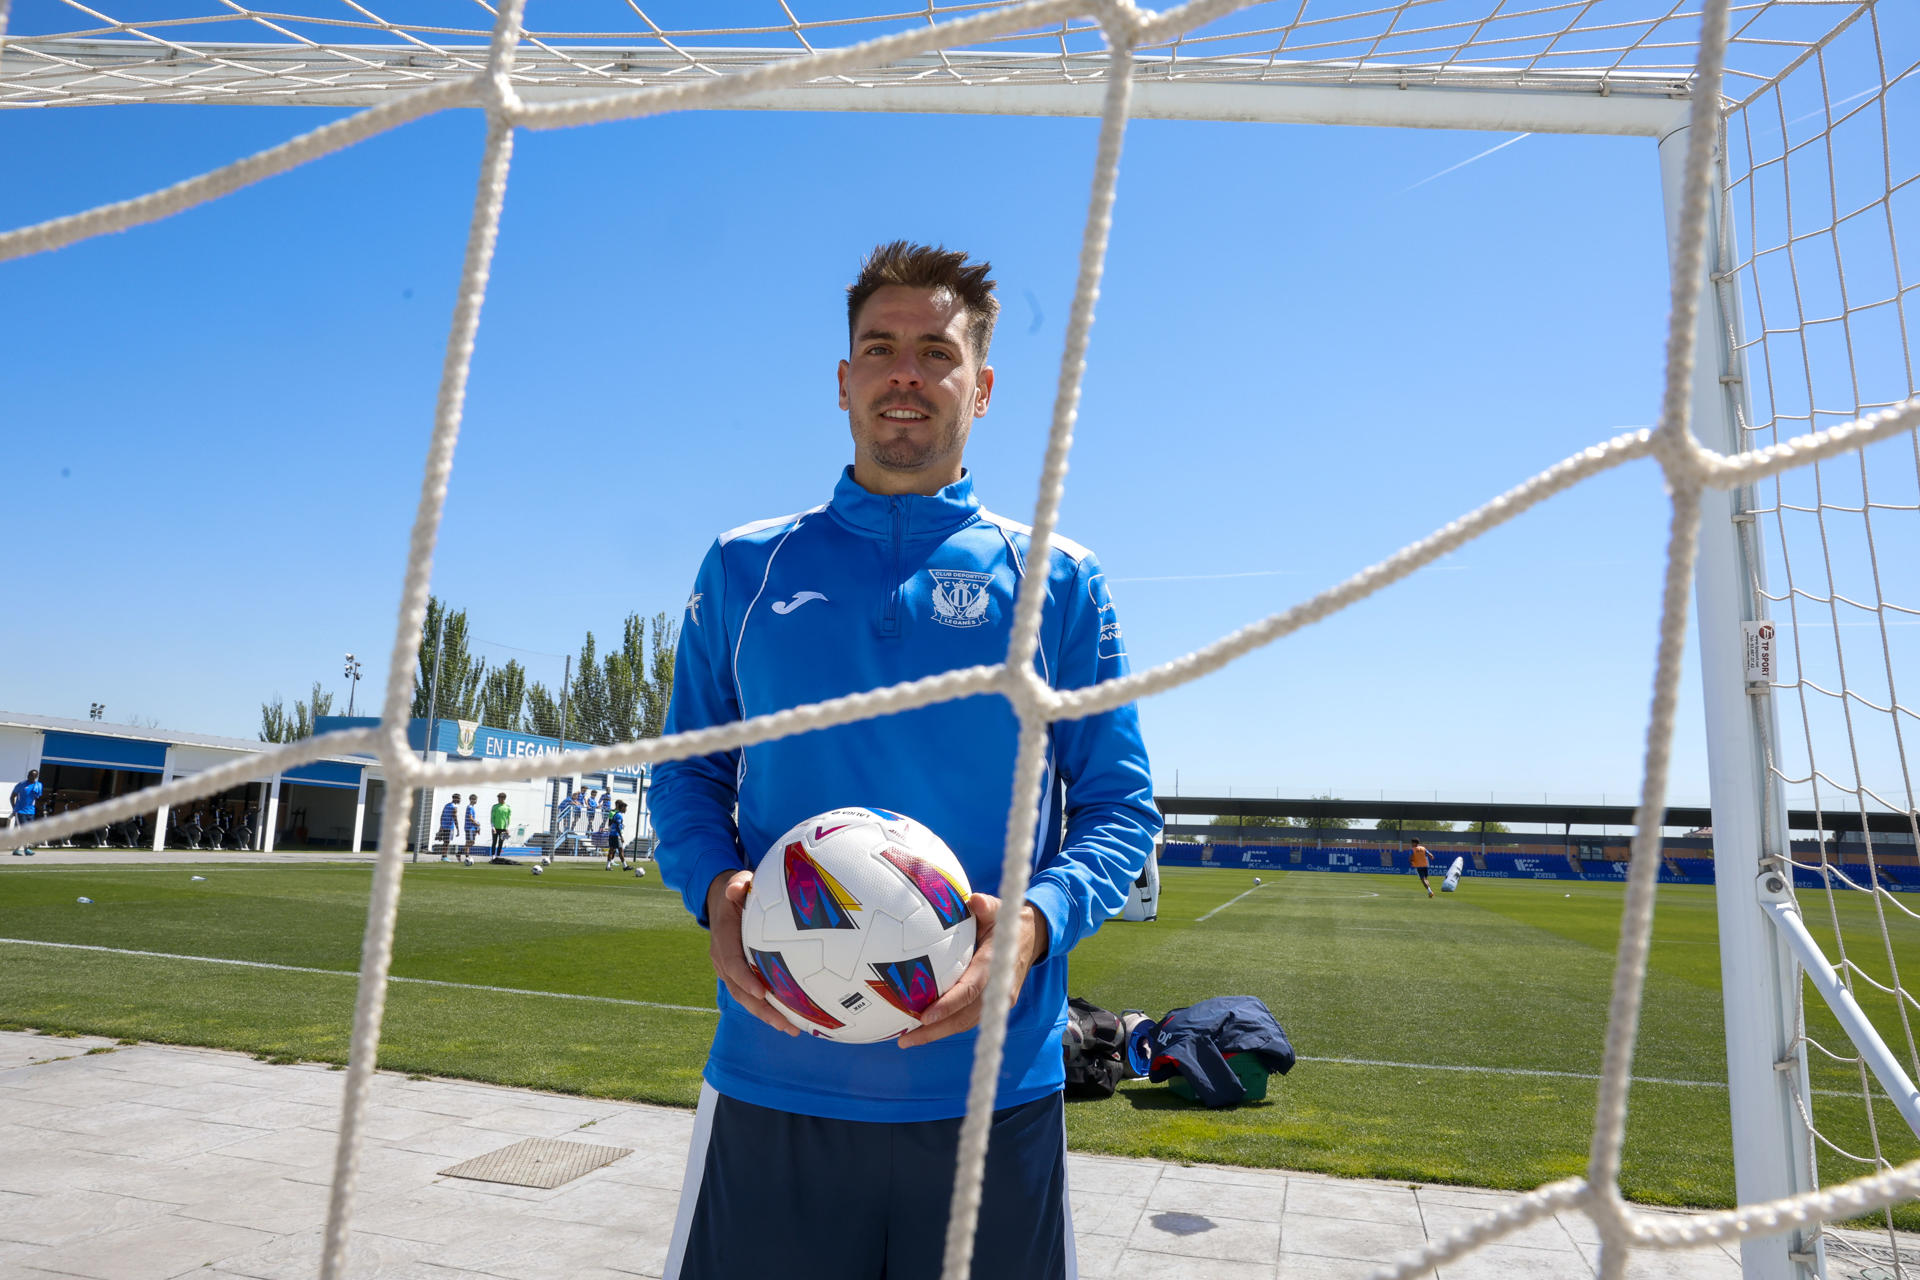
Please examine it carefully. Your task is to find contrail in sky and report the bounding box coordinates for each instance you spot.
[1397,133,1531,196]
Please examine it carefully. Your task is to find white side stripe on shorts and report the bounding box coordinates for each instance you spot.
[662,1082,719,1280]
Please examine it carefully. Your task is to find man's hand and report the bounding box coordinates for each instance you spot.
[706,869,799,1037]
[898,893,1048,1049]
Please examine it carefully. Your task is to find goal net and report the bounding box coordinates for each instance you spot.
[3,3,1918,1280]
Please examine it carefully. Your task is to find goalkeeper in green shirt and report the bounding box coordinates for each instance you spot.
[489,793,511,860]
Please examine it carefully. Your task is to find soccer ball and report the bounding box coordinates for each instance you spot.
[532,865,543,877]
[634,867,647,879]
[740,806,976,1043]
[1253,876,1262,885]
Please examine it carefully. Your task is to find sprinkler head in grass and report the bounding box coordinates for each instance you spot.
[190,875,206,882]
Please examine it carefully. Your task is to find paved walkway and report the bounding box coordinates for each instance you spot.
[8,1030,1896,1279]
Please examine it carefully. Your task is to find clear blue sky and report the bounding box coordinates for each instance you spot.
[2,58,1724,806]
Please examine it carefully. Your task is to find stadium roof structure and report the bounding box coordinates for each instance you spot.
[1158,793,1920,836]
[0,0,1879,138]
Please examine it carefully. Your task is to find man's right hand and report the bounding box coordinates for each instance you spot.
[706,869,800,1037]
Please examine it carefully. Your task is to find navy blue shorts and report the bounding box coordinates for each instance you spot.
[666,1086,1071,1280]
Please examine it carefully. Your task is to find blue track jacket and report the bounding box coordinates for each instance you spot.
[653,468,1160,1122]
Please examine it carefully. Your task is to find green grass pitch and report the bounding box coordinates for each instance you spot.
[1,860,1915,1227]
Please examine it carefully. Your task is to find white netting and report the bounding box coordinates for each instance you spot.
[5,2,1920,1279]
[1720,5,1920,1270]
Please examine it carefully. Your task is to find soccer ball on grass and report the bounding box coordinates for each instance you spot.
[740,807,976,1043]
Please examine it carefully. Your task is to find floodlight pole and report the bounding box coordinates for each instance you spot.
[1658,124,1822,1280]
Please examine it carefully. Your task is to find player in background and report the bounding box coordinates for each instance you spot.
[555,787,577,853]
[1409,837,1435,898]
[437,794,459,860]
[586,788,600,834]
[490,792,511,859]
[604,800,627,870]
[463,794,480,859]
[9,768,42,856]
[653,242,1159,1280]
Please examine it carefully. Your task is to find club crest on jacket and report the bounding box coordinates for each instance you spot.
[928,569,994,629]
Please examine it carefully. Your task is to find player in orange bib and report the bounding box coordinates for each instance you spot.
[1409,838,1435,899]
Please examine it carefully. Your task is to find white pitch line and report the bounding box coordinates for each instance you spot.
[0,937,718,1015]
[1196,882,1268,922]
[1300,1054,1863,1099]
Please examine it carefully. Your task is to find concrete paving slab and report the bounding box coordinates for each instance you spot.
[206,1226,449,1280]
[1129,1209,1284,1265]
[1147,1173,1288,1222]
[0,1185,180,1247]
[1420,1202,1585,1254]
[1,1030,1910,1279]
[16,1216,275,1280]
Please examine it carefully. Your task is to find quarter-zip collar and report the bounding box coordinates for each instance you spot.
[827,466,981,542]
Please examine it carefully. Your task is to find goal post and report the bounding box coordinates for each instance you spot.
[6,4,1920,1279]
[1661,122,1823,1280]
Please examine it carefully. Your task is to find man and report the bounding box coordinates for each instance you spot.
[604,799,627,871]
[437,794,459,859]
[586,788,601,834]
[9,768,41,856]
[490,792,511,859]
[1410,837,1434,898]
[652,242,1159,1280]
[463,794,481,859]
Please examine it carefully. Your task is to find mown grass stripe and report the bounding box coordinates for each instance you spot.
[0,936,718,1015]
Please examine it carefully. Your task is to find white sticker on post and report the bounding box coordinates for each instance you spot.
[1744,620,1776,685]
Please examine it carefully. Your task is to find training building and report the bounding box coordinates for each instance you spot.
[0,712,379,852]
[315,716,652,856]
[0,711,655,857]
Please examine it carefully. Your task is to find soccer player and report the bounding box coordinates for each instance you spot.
[437,794,459,859]
[9,768,41,856]
[586,788,600,834]
[653,242,1159,1280]
[1410,837,1435,898]
[463,794,480,858]
[554,787,577,854]
[604,800,627,870]
[490,792,511,859]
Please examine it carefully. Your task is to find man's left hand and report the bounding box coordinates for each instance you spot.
[898,893,1048,1049]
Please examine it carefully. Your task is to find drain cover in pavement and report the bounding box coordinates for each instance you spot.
[439,1137,632,1189]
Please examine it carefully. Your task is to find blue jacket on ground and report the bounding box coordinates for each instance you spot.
[653,468,1160,1122]
[1146,996,1296,1108]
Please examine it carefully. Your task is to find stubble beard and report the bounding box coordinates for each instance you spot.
[864,398,967,476]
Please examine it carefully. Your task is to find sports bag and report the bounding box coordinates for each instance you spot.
[1062,997,1129,1099]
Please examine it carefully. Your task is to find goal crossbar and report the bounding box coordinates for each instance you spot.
[3,40,1695,133]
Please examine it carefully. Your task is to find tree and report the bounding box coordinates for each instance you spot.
[1375,817,1455,833]
[1204,813,1294,830]
[1465,819,1510,834]
[524,681,562,737]
[575,612,680,745]
[478,660,527,732]
[260,696,291,744]
[259,681,334,743]
[1286,794,1351,831]
[412,596,485,721]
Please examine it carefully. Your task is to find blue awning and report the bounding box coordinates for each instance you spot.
[40,731,167,774]
[282,760,364,791]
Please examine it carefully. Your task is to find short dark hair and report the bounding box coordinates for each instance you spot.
[847,240,999,365]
